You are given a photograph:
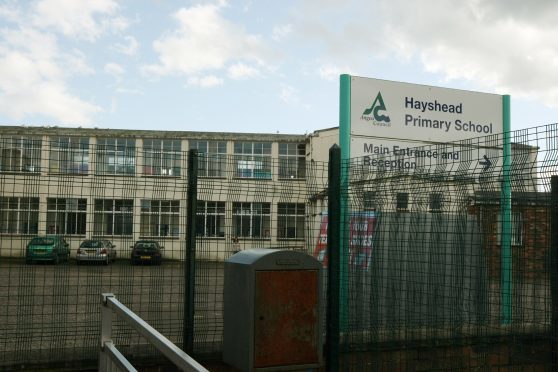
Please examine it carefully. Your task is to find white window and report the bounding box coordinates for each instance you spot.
[143,139,181,176]
[190,140,226,177]
[49,137,89,174]
[196,201,225,237]
[277,203,305,240]
[47,198,87,235]
[233,202,271,238]
[96,138,135,175]
[279,143,306,179]
[140,200,180,237]
[234,142,272,179]
[0,197,39,234]
[0,136,42,173]
[94,199,133,236]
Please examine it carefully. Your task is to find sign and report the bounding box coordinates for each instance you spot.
[348,76,504,160]
[313,211,377,270]
[342,76,506,177]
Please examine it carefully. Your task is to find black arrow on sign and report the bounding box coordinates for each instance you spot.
[479,155,492,171]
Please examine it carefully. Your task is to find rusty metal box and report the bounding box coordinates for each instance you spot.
[223,248,323,371]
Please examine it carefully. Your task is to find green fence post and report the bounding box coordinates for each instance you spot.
[339,74,351,330]
[184,149,198,353]
[501,95,512,324]
[551,176,558,368]
[326,144,341,372]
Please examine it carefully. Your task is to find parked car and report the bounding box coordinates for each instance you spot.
[76,239,117,265]
[26,235,70,264]
[130,240,164,265]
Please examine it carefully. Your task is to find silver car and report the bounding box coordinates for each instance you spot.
[76,239,117,265]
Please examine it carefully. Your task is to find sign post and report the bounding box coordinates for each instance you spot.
[338,74,511,324]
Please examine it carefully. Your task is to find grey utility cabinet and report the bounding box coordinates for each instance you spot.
[223,248,323,371]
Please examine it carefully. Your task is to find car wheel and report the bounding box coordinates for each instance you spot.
[104,257,109,266]
[26,258,32,265]
[76,260,80,266]
[54,255,59,265]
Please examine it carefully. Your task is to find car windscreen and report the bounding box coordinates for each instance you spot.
[80,240,102,248]
[30,238,54,245]
[136,242,157,250]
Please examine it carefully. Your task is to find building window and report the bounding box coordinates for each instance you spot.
[277,203,305,240]
[0,136,42,173]
[429,193,443,212]
[190,140,227,177]
[0,197,39,234]
[363,191,377,211]
[196,201,225,237]
[46,198,87,235]
[49,137,89,174]
[396,193,409,211]
[279,143,306,179]
[96,138,136,175]
[232,202,271,238]
[140,200,180,237]
[497,211,523,246]
[93,199,133,236]
[143,139,181,176]
[233,142,272,179]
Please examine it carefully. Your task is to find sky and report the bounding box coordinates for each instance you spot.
[1,0,558,135]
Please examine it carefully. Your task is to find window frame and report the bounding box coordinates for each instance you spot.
[232,202,271,239]
[190,140,227,178]
[0,197,39,235]
[233,141,272,179]
[96,138,136,175]
[278,143,306,179]
[49,137,89,174]
[139,199,180,238]
[0,136,42,173]
[93,199,134,237]
[46,198,87,235]
[277,203,305,240]
[196,201,226,238]
[143,139,182,177]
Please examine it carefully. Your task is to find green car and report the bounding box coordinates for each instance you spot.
[26,235,70,264]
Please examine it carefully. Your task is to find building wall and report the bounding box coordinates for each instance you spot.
[0,126,311,261]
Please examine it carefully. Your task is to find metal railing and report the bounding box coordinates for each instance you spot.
[100,293,208,372]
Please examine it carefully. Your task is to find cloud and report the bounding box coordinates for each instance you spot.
[0,6,104,125]
[228,63,260,79]
[0,48,101,125]
[104,62,125,76]
[31,0,121,41]
[187,75,224,88]
[272,24,293,41]
[317,63,353,81]
[113,35,139,56]
[144,2,273,82]
[297,0,558,108]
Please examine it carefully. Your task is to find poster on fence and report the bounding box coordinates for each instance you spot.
[313,211,377,270]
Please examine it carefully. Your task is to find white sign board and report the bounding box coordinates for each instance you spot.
[349,76,503,159]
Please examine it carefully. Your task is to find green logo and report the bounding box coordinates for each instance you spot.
[362,92,390,123]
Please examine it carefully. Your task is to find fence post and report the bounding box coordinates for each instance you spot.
[100,293,114,372]
[184,149,198,354]
[326,144,341,372]
[551,176,558,369]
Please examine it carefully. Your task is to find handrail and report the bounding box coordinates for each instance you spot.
[100,293,209,372]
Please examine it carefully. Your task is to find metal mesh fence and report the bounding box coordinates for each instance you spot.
[0,142,329,369]
[0,124,557,370]
[336,124,558,370]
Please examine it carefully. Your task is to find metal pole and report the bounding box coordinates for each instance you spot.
[551,176,558,369]
[184,149,198,353]
[501,95,512,324]
[339,74,351,330]
[326,144,341,372]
